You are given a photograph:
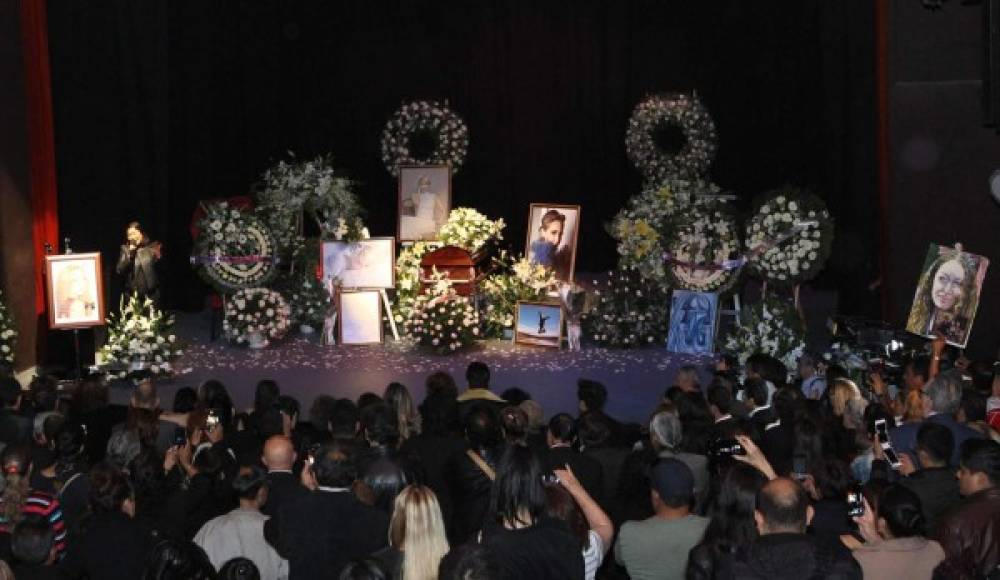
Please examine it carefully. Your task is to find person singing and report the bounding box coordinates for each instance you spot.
[116,222,161,306]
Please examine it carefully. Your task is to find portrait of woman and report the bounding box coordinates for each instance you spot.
[46,253,105,329]
[906,245,989,347]
[525,204,580,283]
[399,166,450,242]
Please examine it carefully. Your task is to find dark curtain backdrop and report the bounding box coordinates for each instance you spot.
[47,0,878,316]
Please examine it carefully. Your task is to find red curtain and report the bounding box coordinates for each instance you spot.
[19,0,60,315]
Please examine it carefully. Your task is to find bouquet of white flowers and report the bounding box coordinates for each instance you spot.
[393,241,433,324]
[223,287,292,347]
[257,153,366,253]
[286,274,331,329]
[582,268,670,348]
[404,273,480,354]
[99,294,183,379]
[745,188,834,285]
[724,297,806,372]
[0,290,16,366]
[480,252,558,337]
[438,208,505,254]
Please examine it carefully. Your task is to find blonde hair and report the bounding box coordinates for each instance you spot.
[389,485,449,580]
[384,383,421,442]
[829,379,861,418]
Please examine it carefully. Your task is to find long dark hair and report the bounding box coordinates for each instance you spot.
[701,463,768,548]
[490,445,546,528]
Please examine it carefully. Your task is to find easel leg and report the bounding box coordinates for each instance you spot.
[380,289,400,341]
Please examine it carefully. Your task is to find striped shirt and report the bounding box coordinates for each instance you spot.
[0,491,67,557]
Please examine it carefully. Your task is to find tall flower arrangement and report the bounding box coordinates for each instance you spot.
[480,252,558,337]
[437,208,505,253]
[393,241,432,324]
[724,297,806,371]
[0,290,16,367]
[404,273,480,353]
[285,274,331,329]
[582,268,671,348]
[223,288,292,347]
[99,295,183,379]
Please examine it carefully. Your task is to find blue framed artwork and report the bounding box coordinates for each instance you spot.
[666,290,719,355]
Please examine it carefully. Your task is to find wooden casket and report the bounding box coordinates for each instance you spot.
[419,245,492,296]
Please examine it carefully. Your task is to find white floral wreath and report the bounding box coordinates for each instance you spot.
[193,202,277,294]
[665,204,741,293]
[745,188,834,285]
[223,287,291,346]
[381,100,469,176]
[625,93,718,183]
[0,290,16,366]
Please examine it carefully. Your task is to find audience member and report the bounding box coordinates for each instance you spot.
[446,404,505,543]
[499,387,531,406]
[480,445,583,580]
[374,484,449,580]
[499,405,529,446]
[548,464,614,580]
[543,413,603,502]
[578,412,628,522]
[401,391,465,527]
[850,484,944,580]
[577,379,624,445]
[438,543,499,580]
[649,411,708,504]
[384,382,421,442]
[260,435,307,518]
[798,352,827,400]
[0,376,30,447]
[140,539,216,580]
[456,362,505,420]
[890,370,983,466]
[10,515,60,580]
[0,445,65,558]
[425,371,459,399]
[172,387,198,414]
[745,378,776,435]
[676,365,701,393]
[932,439,1000,578]
[716,477,860,579]
[339,557,389,580]
[614,458,708,580]
[264,439,389,579]
[218,557,261,580]
[896,422,961,528]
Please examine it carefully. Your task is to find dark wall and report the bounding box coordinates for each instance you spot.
[889,0,1000,357]
[0,0,38,371]
[47,1,878,316]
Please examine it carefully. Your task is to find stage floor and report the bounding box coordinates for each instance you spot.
[116,312,715,424]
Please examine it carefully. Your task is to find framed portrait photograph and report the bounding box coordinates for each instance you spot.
[338,290,384,345]
[525,204,580,283]
[45,253,106,330]
[398,165,451,242]
[514,301,563,349]
[321,238,396,290]
[905,244,990,348]
[666,290,719,355]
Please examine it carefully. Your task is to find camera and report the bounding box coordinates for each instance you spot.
[709,438,746,458]
[846,489,865,517]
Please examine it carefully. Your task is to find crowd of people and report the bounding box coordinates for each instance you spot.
[0,339,997,580]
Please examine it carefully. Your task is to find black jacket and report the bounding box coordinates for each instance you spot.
[116,241,159,301]
[481,517,585,580]
[59,512,156,580]
[264,489,389,580]
[544,446,604,505]
[716,532,861,579]
[445,444,505,544]
[901,467,961,530]
[261,471,308,518]
[0,409,31,447]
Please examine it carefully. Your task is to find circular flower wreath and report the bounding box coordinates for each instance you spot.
[193,202,277,294]
[0,290,16,366]
[664,203,741,293]
[223,287,292,346]
[610,178,734,290]
[381,100,469,176]
[625,93,718,183]
[745,187,834,286]
[256,153,366,253]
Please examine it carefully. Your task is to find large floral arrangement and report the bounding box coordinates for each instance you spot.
[625,93,718,183]
[381,101,469,176]
[663,203,741,292]
[257,153,366,253]
[582,268,671,348]
[285,274,331,329]
[610,179,724,287]
[744,188,834,286]
[480,252,558,337]
[193,202,277,294]
[223,288,292,347]
[724,297,806,371]
[0,290,16,366]
[99,294,183,379]
[404,273,480,353]
[393,241,433,324]
[438,207,505,253]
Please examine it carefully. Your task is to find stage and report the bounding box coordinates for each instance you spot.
[113,312,715,424]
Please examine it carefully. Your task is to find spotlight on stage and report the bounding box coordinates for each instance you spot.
[990,170,1000,205]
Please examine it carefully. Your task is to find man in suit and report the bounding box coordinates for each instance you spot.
[890,370,982,467]
[745,378,777,436]
[260,435,307,518]
[544,413,604,503]
[264,440,389,580]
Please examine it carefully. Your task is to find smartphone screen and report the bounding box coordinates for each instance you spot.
[792,455,807,478]
[884,446,901,468]
[846,491,864,517]
[874,418,890,445]
[173,427,186,446]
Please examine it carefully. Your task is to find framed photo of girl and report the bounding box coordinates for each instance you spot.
[321,237,396,290]
[45,253,106,330]
[525,204,580,283]
[905,244,989,348]
[398,165,451,242]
